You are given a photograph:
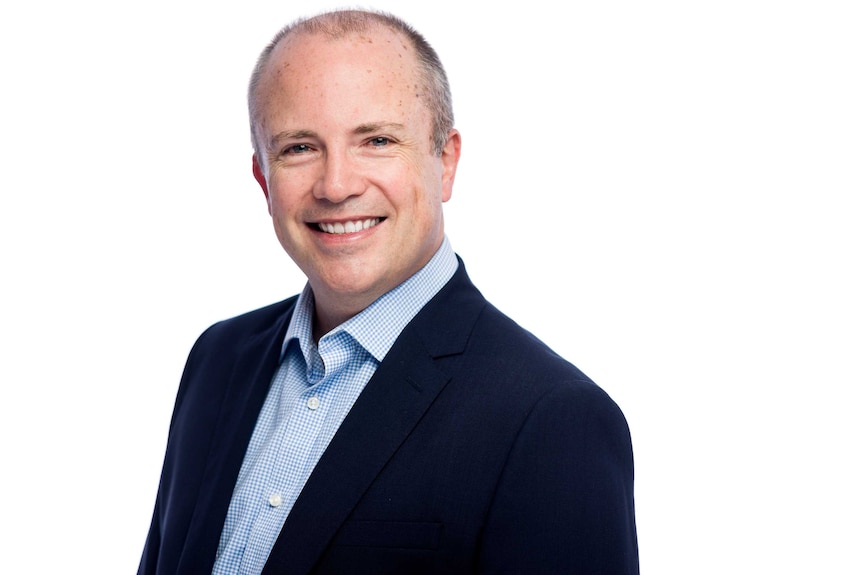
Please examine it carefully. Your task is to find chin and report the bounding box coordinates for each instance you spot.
[319,269,387,299]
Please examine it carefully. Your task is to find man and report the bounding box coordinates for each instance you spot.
[139,9,638,574]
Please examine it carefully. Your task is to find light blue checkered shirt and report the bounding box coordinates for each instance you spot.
[211,237,457,575]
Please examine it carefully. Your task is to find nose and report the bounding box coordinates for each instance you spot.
[312,149,364,203]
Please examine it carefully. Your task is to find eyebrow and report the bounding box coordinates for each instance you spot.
[354,122,406,135]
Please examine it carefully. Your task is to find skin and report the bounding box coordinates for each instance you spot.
[251,26,461,340]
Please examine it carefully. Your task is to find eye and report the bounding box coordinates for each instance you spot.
[369,136,391,147]
[284,143,311,155]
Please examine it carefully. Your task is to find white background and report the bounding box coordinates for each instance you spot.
[1,1,860,572]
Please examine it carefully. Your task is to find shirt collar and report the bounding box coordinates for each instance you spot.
[282,236,458,363]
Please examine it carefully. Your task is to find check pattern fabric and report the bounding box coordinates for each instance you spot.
[211,237,458,575]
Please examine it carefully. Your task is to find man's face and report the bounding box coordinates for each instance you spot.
[253,28,460,320]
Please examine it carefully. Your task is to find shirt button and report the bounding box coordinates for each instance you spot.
[268,493,282,508]
[307,396,321,410]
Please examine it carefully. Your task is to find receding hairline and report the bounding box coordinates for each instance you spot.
[254,17,420,99]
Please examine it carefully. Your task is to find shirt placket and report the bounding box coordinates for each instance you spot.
[237,358,333,573]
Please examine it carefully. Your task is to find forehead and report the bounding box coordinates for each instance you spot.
[260,26,421,104]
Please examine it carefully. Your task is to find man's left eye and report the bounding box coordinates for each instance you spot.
[369,137,391,147]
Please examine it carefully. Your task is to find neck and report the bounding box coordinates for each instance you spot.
[310,292,373,343]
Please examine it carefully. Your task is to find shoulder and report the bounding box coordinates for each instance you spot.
[469,301,599,393]
[417,262,620,419]
[465,300,634,464]
[205,296,299,337]
[174,296,298,401]
[191,296,298,354]
[431,290,631,441]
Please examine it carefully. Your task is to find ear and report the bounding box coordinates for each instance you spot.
[252,154,272,214]
[440,129,461,203]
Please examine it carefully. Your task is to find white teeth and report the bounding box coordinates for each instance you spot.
[318,218,380,234]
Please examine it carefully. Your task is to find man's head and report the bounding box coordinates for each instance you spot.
[248,10,461,333]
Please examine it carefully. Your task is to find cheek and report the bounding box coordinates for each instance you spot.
[390,156,444,205]
[268,175,308,214]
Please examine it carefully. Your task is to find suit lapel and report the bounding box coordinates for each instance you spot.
[178,300,295,573]
[263,262,486,575]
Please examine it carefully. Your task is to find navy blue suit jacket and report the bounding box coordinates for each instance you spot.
[139,262,638,574]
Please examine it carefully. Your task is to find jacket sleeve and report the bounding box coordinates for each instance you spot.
[476,383,639,574]
[137,492,162,574]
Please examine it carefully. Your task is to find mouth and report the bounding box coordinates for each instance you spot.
[315,217,383,235]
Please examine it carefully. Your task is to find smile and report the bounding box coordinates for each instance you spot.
[316,218,382,234]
